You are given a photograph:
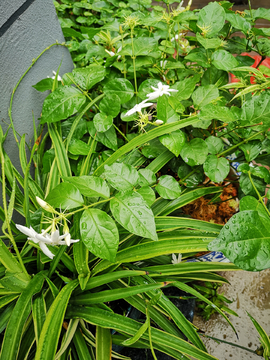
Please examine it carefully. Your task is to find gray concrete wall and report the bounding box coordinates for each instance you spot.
[0,0,74,227]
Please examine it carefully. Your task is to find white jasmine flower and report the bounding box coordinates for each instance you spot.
[171,33,185,42]
[172,253,182,265]
[153,119,163,125]
[124,100,153,117]
[146,82,178,101]
[49,229,79,246]
[16,224,55,259]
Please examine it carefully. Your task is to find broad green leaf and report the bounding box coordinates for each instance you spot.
[157,95,179,123]
[203,155,230,183]
[251,166,270,184]
[104,78,134,104]
[35,280,79,360]
[180,138,208,166]
[240,196,269,220]
[46,182,84,209]
[142,138,167,159]
[239,141,262,162]
[104,163,138,192]
[64,175,110,198]
[32,78,53,92]
[120,38,158,56]
[88,121,118,151]
[212,50,239,71]
[205,136,224,154]
[138,79,161,100]
[0,273,44,360]
[138,168,156,186]
[185,49,211,68]
[208,210,270,271]
[199,103,237,122]
[201,66,228,87]
[69,138,91,155]
[241,92,270,128]
[40,86,86,124]
[66,306,218,360]
[197,2,225,38]
[159,130,186,157]
[80,208,119,262]
[196,33,222,49]
[192,85,219,108]
[72,65,106,90]
[99,94,121,117]
[254,8,270,21]
[156,175,182,200]
[93,112,113,132]
[226,13,251,32]
[171,75,201,101]
[239,173,266,197]
[137,186,156,207]
[110,191,157,241]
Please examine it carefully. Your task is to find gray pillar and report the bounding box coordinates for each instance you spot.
[0,0,74,228]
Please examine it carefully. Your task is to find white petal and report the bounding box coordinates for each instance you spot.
[16,224,37,238]
[65,233,71,246]
[39,242,54,259]
[50,230,60,244]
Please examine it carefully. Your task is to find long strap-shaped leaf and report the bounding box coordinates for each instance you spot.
[66,306,218,360]
[94,116,198,176]
[155,216,222,233]
[96,326,111,360]
[92,239,211,275]
[35,279,79,360]
[0,272,44,360]
[48,123,72,178]
[32,292,46,345]
[158,187,223,216]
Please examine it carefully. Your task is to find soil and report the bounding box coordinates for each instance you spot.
[183,182,238,225]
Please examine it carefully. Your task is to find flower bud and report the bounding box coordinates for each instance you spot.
[36,196,55,213]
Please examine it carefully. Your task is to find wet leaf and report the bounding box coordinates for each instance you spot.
[203,155,230,183]
[104,163,138,192]
[156,175,182,200]
[180,138,208,166]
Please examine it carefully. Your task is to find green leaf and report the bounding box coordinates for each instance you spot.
[239,141,262,162]
[155,216,222,233]
[241,92,270,128]
[203,155,230,183]
[185,49,211,68]
[205,136,224,154]
[137,186,156,207]
[239,173,266,197]
[0,273,44,360]
[32,78,54,92]
[99,94,121,117]
[138,168,156,186]
[197,2,225,38]
[156,175,182,200]
[64,175,110,199]
[103,78,134,104]
[32,293,46,345]
[192,85,219,108]
[226,13,251,32]
[35,280,79,360]
[88,121,118,151]
[46,182,84,209]
[104,163,138,192]
[40,86,86,124]
[96,327,111,360]
[201,66,228,87]
[93,113,113,132]
[199,103,237,122]
[157,95,179,123]
[208,210,270,271]
[212,50,239,71]
[196,33,222,49]
[120,38,158,56]
[69,138,91,155]
[80,209,119,262]
[72,65,106,90]
[240,196,269,220]
[159,130,186,157]
[110,191,157,241]
[254,8,270,21]
[180,138,208,166]
[171,75,201,101]
[247,312,270,359]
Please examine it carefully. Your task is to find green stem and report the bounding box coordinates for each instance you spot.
[9,42,67,144]
[130,29,138,98]
[248,0,253,21]
[179,167,198,184]
[199,333,257,354]
[113,124,129,142]
[218,130,264,158]
[248,171,270,217]
[120,26,127,79]
[67,198,112,217]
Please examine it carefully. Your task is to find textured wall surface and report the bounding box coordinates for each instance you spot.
[0,0,73,226]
